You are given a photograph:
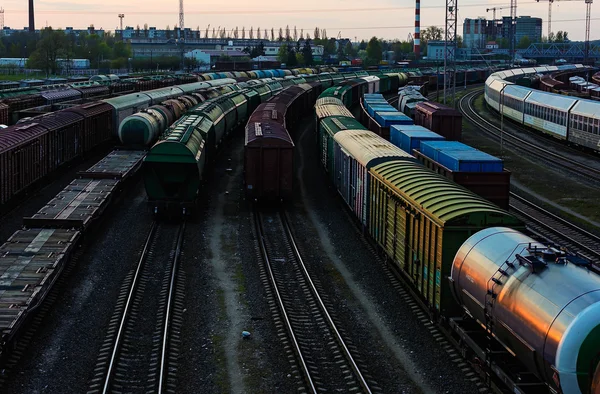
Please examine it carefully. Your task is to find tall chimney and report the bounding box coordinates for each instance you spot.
[414,0,420,59]
[29,0,35,32]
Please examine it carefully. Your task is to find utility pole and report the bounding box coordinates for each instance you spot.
[118,14,124,39]
[0,9,4,33]
[510,0,517,65]
[585,0,593,64]
[444,0,457,106]
[179,0,185,70]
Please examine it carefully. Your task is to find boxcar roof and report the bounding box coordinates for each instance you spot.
[416,101,461,116]
[245,120,294,147]
[571,99,600,118]
[0,122,47,153]
[525,90,578,110]
[315,97,344,107]
[333,129,415,168]
[371,160,521,226]
[315,104,353,119]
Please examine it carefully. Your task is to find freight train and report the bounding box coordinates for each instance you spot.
[143,71,410,213]
[484,64,600,152]
[313,84,600,394]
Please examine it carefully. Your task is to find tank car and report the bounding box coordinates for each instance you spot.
[451,227,600,394]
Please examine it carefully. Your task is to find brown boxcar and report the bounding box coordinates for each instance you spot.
[63,102,114,153]
[34,111,85,169]
[0,123,50,205]
[414,101,462,141]
[414,150,511,209]
[244,120,294,201]
[0,103,9,125]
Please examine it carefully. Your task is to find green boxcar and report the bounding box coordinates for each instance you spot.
[143,115,207,212]
[319,115,366,176]
[227,91,249,127]
[368,160,523,315]
[377,74,392,94]
[266,81,284,96]
[317,74,334,88]
[213,95,237,136]
[189,102,227,147]
[252,84,273,102]
[242,89,261,115]
[315,103,354,151]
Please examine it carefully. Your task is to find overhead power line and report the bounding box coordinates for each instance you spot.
[2,2,541,16]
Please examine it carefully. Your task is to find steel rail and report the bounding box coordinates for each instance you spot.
[254,210,318,394]
[158,221,186,394]
[102,221,158,394]
[279,211,372,394]
[510,193,600,261]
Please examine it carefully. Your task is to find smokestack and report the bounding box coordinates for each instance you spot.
[29,0,35,32]
[414,0,420,59]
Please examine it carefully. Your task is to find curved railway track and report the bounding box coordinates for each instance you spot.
[254,208,374,394]
[510,193,600,266]
[88,221,186,394]
[457,88,600,184]
[456,89,600,266]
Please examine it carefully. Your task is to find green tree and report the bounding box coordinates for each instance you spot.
[421,26,444,55]
[277,44,288,63]
[302,40,314,65]
[113,41,131,59]
[286,43,298,66]
[344,41,356,58]
[366,36,383,65]
[28,28,67,75]
[296,52,305,65]
[517,35,531,49]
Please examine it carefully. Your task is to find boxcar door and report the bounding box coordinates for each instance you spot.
[261,148,280,198]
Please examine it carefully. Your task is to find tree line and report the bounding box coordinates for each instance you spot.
[0,28,133,74]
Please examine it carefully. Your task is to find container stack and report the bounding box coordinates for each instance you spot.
[361,94,414,140]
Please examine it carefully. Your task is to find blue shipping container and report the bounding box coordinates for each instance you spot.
[437,150,504,172]
[374,111,414,127]
[419,140,474,162]
[367,103,397,117]
[390,125,445,154]
[364,93,385,100]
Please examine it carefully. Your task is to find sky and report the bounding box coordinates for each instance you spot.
[0,0,593,41]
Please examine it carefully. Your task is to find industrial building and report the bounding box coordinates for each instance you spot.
[462,16,542,49]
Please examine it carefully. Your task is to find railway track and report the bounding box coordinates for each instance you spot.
[254,208,374,394]
[509,193,600,265]
[458,88,600,184]
[88,221,186,394]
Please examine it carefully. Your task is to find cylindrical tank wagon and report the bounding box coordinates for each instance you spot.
[451,227,600,394]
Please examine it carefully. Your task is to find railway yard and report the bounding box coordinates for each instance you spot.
[1,64,600,394]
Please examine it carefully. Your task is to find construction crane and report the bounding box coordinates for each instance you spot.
[486,6,505,21]
[486,7,504,39]
[536,0,593,61]
[537,0,592,37]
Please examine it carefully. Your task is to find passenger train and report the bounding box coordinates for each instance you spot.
[484,64,600,151]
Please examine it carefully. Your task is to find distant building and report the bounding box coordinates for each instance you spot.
[1,26,104,37]
[463,18,491,49]
[501,16,542,44]
[426,41,455,60]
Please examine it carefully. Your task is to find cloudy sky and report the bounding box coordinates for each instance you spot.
[1,0,593,41]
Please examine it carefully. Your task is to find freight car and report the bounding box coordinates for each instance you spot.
[244,83,322,201]
[485,65,600,152]
[0,150,145,361]
[315,85,600,394]
[451,228,600,394]
[414,101,462,140]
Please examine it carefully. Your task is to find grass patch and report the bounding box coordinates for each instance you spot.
[0,73,47,82]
